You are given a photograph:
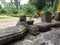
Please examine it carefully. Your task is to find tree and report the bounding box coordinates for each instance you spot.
[0,5,2,9]
[29,0,59,16]
[29,0,47,16]
[14,0,21,13]
[52,0,58,12]
[30,0,46,10]
[20,4,38,17]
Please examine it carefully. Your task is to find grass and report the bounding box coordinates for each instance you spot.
[0,14,15,18]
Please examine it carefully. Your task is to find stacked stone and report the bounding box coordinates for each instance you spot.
[34,22,51,32]
[41,11,52,23]
[0,15,28,45]
[28,25,40,36]
[16,15,27,26]
[0,25,27,45]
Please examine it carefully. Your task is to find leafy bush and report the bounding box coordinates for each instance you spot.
[10,14,20,17]
[0,9,7,14]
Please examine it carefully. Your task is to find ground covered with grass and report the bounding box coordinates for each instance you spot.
[0,14,15,18]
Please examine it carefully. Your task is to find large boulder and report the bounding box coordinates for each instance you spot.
[34,22,51,32]
[23,28,60,45]
[42,28,60,45]
[0,25,27,45]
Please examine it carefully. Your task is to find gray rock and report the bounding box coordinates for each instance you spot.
[16,21,27,26]
[0,25,27,45]
[9,28,60,45]
[34,22,51,32]
[51,22,60,27]
[28,25,40,36]
[26,20,34,25]
[55,12,60,21]
[42,28,60,45]
[16,15,26,26]
[41,11,51,23]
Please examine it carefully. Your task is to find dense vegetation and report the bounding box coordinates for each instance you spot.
[0,0,59,18]
[30,0,58,11]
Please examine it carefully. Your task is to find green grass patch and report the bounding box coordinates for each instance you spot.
[0,14,14,18]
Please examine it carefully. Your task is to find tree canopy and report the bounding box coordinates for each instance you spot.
[29,0,58,12]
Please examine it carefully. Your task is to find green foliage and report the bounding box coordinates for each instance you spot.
[32,13,39,18]
[14,0,19,12]
[14,0,21,12]
[29,0,46,10]
[29,0,58,12]
[0,9,7,14]
[0,14,14,18]
[29,0,36,5]
[20,4,38,17]
[0,5,2,9]
[11,14,20,17]
[0,5,7,14]
[52,0,58,12]
[35,0,46,10]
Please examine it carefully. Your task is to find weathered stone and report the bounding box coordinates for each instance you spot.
[41,11,52,23]
[23,34,45,45]
[23,28,60,45]
[26,20,34,25]
[34,22,51,32]
[8,28,60,45]
[51,12,56,19]
[0,25,27,45]
[16,21,27,26]
[55,12,60,21]
[42,28,60,45]
[16,15,26,26]
[51,22,60,27]
[19,15,26,21]
[28,25,40,36]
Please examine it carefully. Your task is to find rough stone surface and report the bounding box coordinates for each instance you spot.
[34,22,51,32]
[0,25,27,45]
[41,11,51,23]
[26,20,34,25]
[23,28,60,45]
[51,21,60,27]
[42,28,60,45]
[28,25,40,36]
[55,12,60,21]
[8,28,60,45]
[16,21,27,26]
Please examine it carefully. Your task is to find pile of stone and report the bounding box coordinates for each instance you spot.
[23,28,60,45]
[0,11,60,45]
[0,25,27,45]
[16,12,60,45]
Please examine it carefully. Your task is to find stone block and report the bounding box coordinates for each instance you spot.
[51,22,60,27]
[41,11,51,23]
[0,25,27,45]
[26,20,34,25]
[34,22,51,32]
[28,25,40,36]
